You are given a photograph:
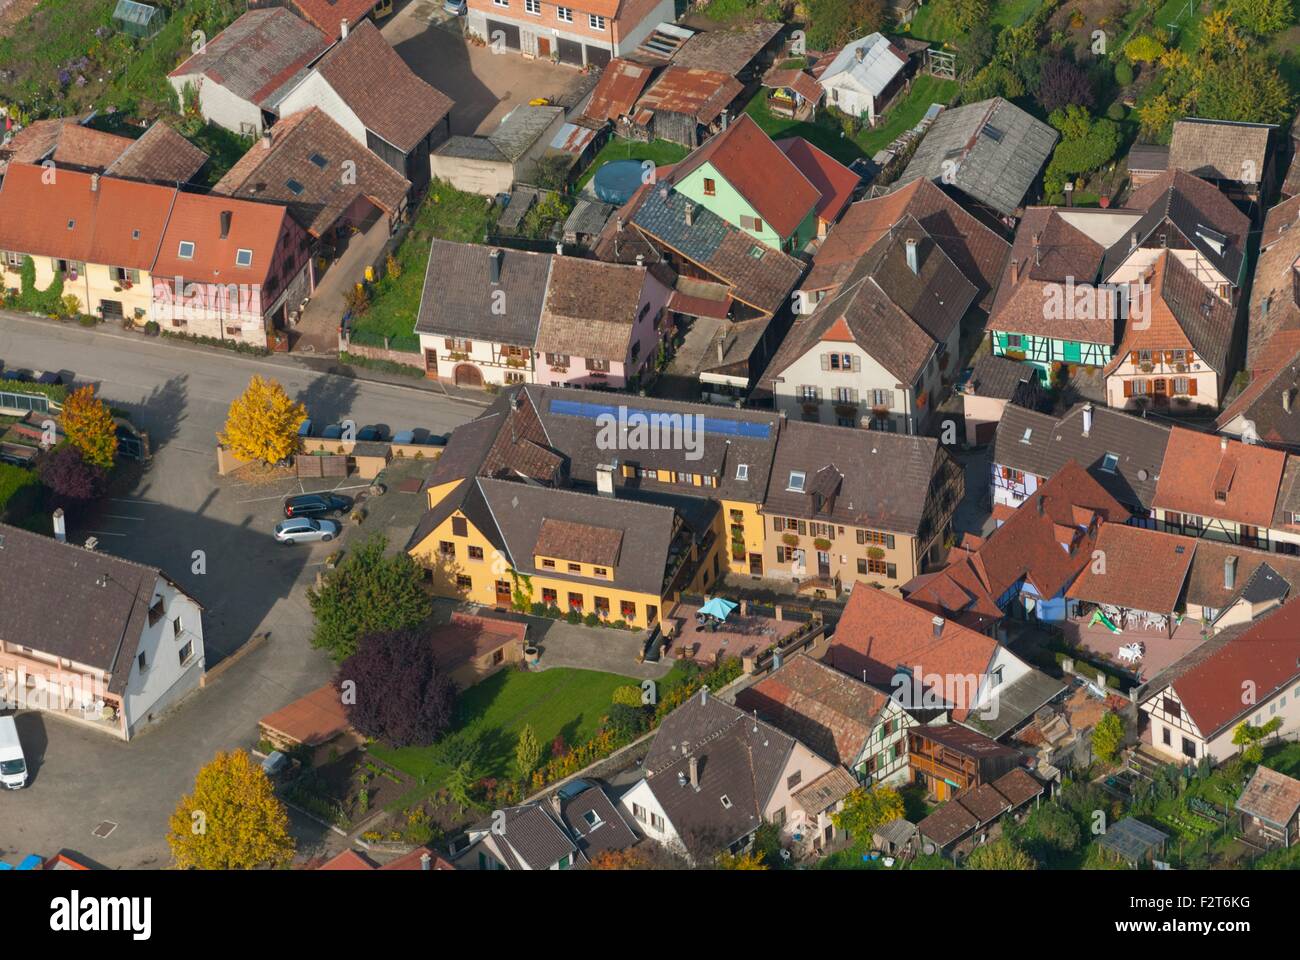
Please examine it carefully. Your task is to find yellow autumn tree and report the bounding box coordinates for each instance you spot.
[717,850,768,870]
[61,384,118,469]
[218,375,307,465]
[168,749,295,870]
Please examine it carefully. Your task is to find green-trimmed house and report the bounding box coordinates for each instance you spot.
[669,114,820,254]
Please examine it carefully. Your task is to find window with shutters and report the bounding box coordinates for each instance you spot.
[869,389,892,407]
[832,386,859,404]
[1173,376,1189,395]
[798,384,821,402]
[703,178,716,196]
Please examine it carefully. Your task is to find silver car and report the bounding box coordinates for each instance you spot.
[274,517,340,544]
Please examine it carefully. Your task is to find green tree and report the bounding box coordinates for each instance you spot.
[1196,55,1294,126]
[307,534,428,661]
[515,723,542,780]
[804,0,888,50]
[965,838,1036,870]
[945,0,990,32]
[1229,0,1293,35]
[1123,34,1165,63]
[1014,802,1081,865]
[447,759,476,814]
[1093,710,1126,764]
[831,785,906,840]
[1233,717,1283,763]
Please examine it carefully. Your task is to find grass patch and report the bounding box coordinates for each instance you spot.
[347,181,496,348]
[577,137,690,190]
[0,462,42,524]
[906,0,1041,44]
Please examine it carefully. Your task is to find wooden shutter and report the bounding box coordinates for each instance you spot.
[821,353,831,371]
[1130,351,1139,364]
[1187,378,1198,396]
[851,354,861,372]
[1123,380,1134,398]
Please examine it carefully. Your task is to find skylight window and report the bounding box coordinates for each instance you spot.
[736,464,749,481]
[309,153,328,169]
[132,229,141,240]
[177,241,195,259]
[1101,453,1119,473]
[286,179,305,196]
[67,219,75,229]
[983,124,1004,143]
[582,810,603,828]
[749,246,765,259]
[787,471,806,492]
[235,248,253,267]
[1020,428,1033,444]
[720,795,733,809]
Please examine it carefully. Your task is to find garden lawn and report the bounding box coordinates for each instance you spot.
[347,180,497,349]
[371,665,649,803]
[577,137,690,190]
[905,0,1042,44]
[856,75,960,156]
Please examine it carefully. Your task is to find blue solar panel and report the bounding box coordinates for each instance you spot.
[548,399,770,440]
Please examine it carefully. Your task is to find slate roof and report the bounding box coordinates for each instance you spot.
[583,58,655,122]
[1065,523,1195,612]
[818,32,907,97]
[477,803,579,869]
[802,177,1009,311]
[735,652,894,766]
[105,121,209,184]
[167,8,328,110]
[1246,195,1300,371]
[1169,118,1272,185]
[0,522,191,696]
[965,353,1044,402]
[1102,169,1249,289]
[765,214,976,386]
[672,114,819,240]
[535,258,649,363]
[305,20,453,152]
[487,105,564,162]
[764,419,957,537]
[895,97,1058,217]
[1236,765,1300,827]
[562,198,615,239]
[415,240,553,345]
[1153,427,1286,529]
[213,108,409,237]
[629,180,804,316]
[993,402,1171,513]
[643,689,797,857]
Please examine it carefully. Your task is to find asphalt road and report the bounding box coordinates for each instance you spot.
[0,313,484,869]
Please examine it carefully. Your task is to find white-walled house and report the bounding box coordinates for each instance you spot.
[0,522,204,740]
[817,33,907,126]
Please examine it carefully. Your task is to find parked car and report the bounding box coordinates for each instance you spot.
[444,0,466,15]
[283,493,354,519]
[274,518,341,544]
[356,425,385,442]
[298,419,314,438]
[0,716,28,790]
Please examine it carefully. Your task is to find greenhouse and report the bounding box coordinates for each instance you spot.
[112,0,166,39]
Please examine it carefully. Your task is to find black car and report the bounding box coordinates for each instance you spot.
[283,492,355,519]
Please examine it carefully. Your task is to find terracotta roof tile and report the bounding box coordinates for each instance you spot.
[1153,427,1286,528]
[1065,523,1195,612]
[775,137,860,225]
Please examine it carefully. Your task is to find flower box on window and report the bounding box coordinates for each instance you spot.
[867,546,886,560]
[813,537,832,550]
[834,403,858,417]
[781,532,799,547]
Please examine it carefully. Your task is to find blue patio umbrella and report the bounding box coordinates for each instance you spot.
[699,597,738,621]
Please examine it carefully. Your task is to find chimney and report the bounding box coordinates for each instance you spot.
[1010,258,1020,284]
[721,109,729,130]
[904,237,918,275]
[635,254,644,267]
[1285,388,1293,415]
[1082,403,1093,437]
[716,334,726,364]
[219,210,232,240]
[1032,232,1041,266]
[90,173,99,193]
[688,755,700,791]
[1225,555,1237,591]
[420,852,432,871]
[773,648,783,670]
[1129,230,1138,251]
[52,508,66,544]
[555,242,563,256]
[340,18,349,39]
[931,615,944,639]
[700,685,708,706]
[595,463,615,497]
[489,248,503,284]
[1221,435,1229,452]
[549,791,563,817]
[262,130,272,150]
[685,202,695,227]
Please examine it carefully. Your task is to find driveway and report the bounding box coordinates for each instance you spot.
[297,214,392,355]
[383,3,588,136]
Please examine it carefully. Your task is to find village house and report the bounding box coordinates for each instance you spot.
[1139,595,1300,764]
[736,652,918,785]
[915,766,1044,856]
[1168,117,1275,212]
[264,0,391,42]
[274,19,453,194]
[465,0,674,66]
[620,688,854,861]
[1236,765,1300,848]
[815,32,907,127]
[102,121,210,186]
[430,105,565,196]
[1216,331,1300,451]
[760,420,964,593]
[775,138,859,239]
[1181,536,1300,628]
[991,401,1171,520]
[0,116,132,177]
[759,65,823,124]
[430,612,528,689]
[960,352,1050,446]
[167,8,329,137]
[0,522,205,741]
[902,723,1023,803]
[894,97,1058,224]
[458,802,583,870]
[1244,194,1300,372]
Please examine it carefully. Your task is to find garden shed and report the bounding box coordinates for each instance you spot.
[112,0,166,39]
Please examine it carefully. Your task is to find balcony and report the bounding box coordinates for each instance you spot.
[663,527,717,598]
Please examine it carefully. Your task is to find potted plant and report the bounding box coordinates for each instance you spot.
[782,532,799,547]
[813,537,832,550]
[867,546,886,560]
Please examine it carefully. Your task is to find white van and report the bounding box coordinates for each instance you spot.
[0,716,27,789]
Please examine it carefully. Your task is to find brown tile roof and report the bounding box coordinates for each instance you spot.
[50,124,132,171]
[168,8,328,109]
[1166,595,1300,739]
[105,121,209,184]
[736,653,893,765]
[803,178,1009,310]
[0,522,190,696]
[535,258,648,363]
[916,796,980,846]
[762,67,824,104]
[415,240,553,345]
[671,115,819,240]
[0,163,174,271]
[827,587,1005,719]
[1185,536,1300,612]
[534,518,624,567]
[307,19,453,152]
[1214,330,1300,447]
[1153,427,1286,528]
[792,766,858,815]
[259,682,351,746]
[213,108,409,237]
[0,117,81,170]
[583,58,654,122]
[775,137,859,226]
[1169,118,1272,185]
[1065,524,1195,612]
[288,0,378,41]
[992,767,1045,807]
[669,21,781,74]
[154,191,295,290]
[431,612,527,672]
[1247,195,1300,371]
[1236,765,1300,827]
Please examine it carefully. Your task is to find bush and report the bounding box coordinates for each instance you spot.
[143,320,160,336]
[1114,58,1134,86]
[1105,101,1126,121]
[39,445,107,503]
[0,462,41,522]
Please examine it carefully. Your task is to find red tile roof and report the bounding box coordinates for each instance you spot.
[671,114,819,240]
[1153,427,1286,528]
[0,163,174,270]
[1066,524,1196,612]
[259,682,351,747]
[775,137,858,225]
[289,0,378,41]
[153,191,293,288]
[431,612,527,672]
[49,124,133,170]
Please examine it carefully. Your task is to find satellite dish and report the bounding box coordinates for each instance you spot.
[1137,469,1149,481]
[923,842,935,855]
